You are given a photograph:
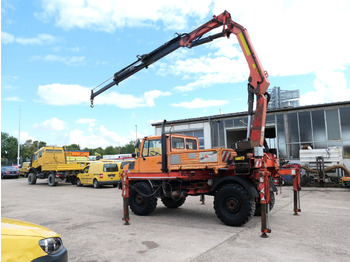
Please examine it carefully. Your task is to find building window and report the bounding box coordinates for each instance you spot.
[312,110,326,142]
[298,111,312,143]
[340,107,350,140]
[326,109,341,140]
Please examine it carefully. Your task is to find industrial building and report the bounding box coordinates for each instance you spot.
[152,101,350,168]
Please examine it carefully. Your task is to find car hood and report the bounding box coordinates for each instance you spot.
[1,218,59,239]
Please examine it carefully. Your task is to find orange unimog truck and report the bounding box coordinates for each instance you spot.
[90,10,302,237]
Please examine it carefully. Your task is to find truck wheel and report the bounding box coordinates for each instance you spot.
[93,179,100,188]
[76,178,83,187]
[28,173,37,185]
[129,182,157,216]
[214,184,255,226]
[254,192,275,216]
[48,173,57,186]
[161,196,186,208]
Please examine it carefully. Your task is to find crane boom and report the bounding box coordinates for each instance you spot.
[90,10,270,148]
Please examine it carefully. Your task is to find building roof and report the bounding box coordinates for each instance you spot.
[152,100,350,127]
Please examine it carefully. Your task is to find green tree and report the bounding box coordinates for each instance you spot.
[20,139,47,162]
[65,144,81,151]
[105,146,118,155]
[120,140,136,154]
[1,132,18,165]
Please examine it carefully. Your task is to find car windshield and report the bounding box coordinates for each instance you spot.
[3,167,17,171]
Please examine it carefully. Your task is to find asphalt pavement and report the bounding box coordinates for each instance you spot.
[1,177,350,262]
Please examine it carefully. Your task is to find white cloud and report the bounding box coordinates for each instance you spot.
[33,117,67,131]
[37,83,171,108]
[38,0,212,31]
[1,31,58,45]
[68,125,130,148]
[4,96,23,102]
[300,71,350,105]
[76,118,97,127]
[32,54,86,66]
[37,83,89,106]
[171,55,248,92]
[13,131,38,144]
[172,98,229,109]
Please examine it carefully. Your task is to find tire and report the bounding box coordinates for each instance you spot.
[28,173,37,185]
[254,192,275,216]
[93,179,100,189]
[48,173,57,186]
[76,178,83,187]
[161,196,186,209]
[129,182,157,216]
[214,184,255,227]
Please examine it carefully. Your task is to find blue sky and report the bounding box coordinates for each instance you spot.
[2,0,350,149]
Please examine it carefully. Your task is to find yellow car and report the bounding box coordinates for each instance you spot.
[1,217,68,262]
[19,162,31,177]
[76,162,122,188]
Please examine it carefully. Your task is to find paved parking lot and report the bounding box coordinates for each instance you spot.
[2,177,350,262]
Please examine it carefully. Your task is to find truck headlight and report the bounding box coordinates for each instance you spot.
[39,237,63,255]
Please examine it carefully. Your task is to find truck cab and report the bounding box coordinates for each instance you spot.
[130,134,235,174]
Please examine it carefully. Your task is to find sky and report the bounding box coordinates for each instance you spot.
[1,0,350,149]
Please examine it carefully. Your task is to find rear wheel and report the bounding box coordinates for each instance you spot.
[161,196,186,209]
[48,173,57,186]
[129,182,157,216]
[93,179,100,188]
[28,173,37,185]
[214,184,255,226]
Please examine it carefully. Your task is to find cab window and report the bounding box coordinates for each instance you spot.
[83,166,89,173]
[142,139,162,157]
[103,164,118,172]
[172,137,185,149]
[39,151,43,158]
[186,138,197,150]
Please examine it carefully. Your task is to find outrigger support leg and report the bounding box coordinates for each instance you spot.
[259,170,271,238]
[121,172,130,225]
[293,168,301,216]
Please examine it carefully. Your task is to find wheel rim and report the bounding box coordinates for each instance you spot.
[224,196,240,214]
[135,194,144,205]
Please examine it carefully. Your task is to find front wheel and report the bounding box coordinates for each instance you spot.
[214,184,255,227]
[76,178,83,187]
[48,173,57,186]
[28,173,37,185]
[129,182,157,216]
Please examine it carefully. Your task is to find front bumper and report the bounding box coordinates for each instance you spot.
[98,180,120,186]
[32,246,68,262]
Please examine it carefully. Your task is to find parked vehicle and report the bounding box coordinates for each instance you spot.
[19,162,30,177]
[1,217,67,262]
[90,10,302,237]
[76,162,122,188]
[1,166,19,179]
[27,146,84,186]
[121,159,135,170]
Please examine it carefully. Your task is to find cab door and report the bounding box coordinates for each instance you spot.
[136,138,162,173]
[79,166,90,184]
